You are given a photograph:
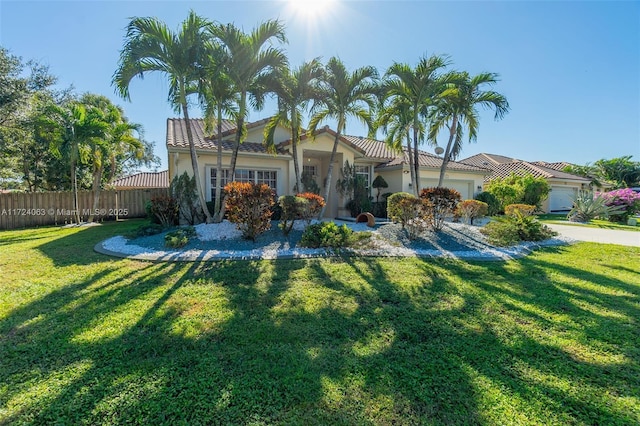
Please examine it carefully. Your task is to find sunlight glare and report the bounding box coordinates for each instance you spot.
[288,0,335,18]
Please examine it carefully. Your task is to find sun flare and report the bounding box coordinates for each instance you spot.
[287,0,335,18]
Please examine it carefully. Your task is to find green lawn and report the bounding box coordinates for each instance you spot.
[537,213,640,231]
[1,220,639,425]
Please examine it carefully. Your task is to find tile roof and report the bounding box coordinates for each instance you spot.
[486,161,590,182]
[113,170,169,188]
[343,135,401,159]
[166,118,288,155]
[531,161,575,172]
[459,153,518,168]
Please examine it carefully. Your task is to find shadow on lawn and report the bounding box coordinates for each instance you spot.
[1,245,638,424]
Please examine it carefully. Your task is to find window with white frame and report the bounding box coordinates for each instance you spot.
[303,165,317,177]
[354,165,370,189]
[210,168,277,200]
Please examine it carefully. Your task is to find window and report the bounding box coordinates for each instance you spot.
[303,165,317,177]
[210,168,278,200]
[354,165,370,189]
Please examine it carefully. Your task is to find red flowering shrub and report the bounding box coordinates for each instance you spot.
[224,182,274,241]
[420,187,462,231]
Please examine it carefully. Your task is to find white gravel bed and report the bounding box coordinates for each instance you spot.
[96,220,575,262]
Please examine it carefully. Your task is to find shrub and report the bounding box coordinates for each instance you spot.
[475,191,501,216]
[387,192,417,228]
[371,201,387,218]
[164,226,196,248]
[278,195,308,236]
[504,204,536,217]
[147,195,178,227]
[456,200,489,225]
[600,188,640,222]
[397,197,433,240]
[134,223,165,237]
[486,173,550,211]
[372,175,389,203]
[224,182,274,241]
[337,161,371,217]
[297,192,325,222]
[420,187,461,231]
[481,210,556,246]
[567,190,627,223]
[170,172,204,225]
[300,222,354,248]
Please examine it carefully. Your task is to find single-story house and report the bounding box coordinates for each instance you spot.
[167,118,490,218]
[460,153,591,212]
[112,170,169,190]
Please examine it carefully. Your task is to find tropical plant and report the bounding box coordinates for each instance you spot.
[397,196,433,239]
[420,187,461,231]
[147,195,179,227]
[309,57,379,217]
[264,59,323,192]
[211,20,287,198]
[171,172,204,225]
[429,71,509,187]
[336,160,371,217]
[224,181,274,241]
[387,192,417,228]
[455,199,489,225]
[481,211,556,246]
[381,55,450,195]
[164,226,196,248]
[372,175,388,203]
[277,195,307,236]
[600,188,640,222]
[594,156,640,188]
[566,190,625,223]
[296,192,325,223]
[486,173,548,212]
[299,221,359,248]
[474,191,501,216]
[113,11,213,222]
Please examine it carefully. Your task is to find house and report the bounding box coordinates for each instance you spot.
[460,153,591,212]
[167,118,490,218]
[112,170,169,190]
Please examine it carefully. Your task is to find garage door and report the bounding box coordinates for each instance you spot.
[420,179,473,200]
[549,187,576,212]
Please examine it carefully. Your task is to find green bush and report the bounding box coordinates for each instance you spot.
[164,226,196,249]
[170,172,204,225]
[486,173,550,211]
[504,204,536,217]
[420,187,462,231]
[134,223,165,237]
[475,191,501,216]
[387,192,416,227]
[225,182,274,241]
[300,222,354,248]
[455,200,489,225]
[481,211,556,246]
[278,195,308,236]
[397,197,433,240]
[147,195,178,227]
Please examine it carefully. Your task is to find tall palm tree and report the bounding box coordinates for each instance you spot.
[308,57,379,218]
[374,96,421,196]
[113,11,214,222]
[211,20,287,184]
[198,41,238,222]
[429,71,510,187]
[264,59,323,193]
[382,55,450,195]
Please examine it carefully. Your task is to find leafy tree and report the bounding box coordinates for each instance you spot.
[594,156,640,188]
[309,57,378,218]
[264,59,323,193]
[381,55,450,195]
[486,173,550,212]
[429,71,509,187]
[113,11,214,223]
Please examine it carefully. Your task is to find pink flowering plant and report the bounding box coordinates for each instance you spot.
[599,188,640,222]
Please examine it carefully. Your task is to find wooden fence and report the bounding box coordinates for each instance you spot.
[0,188,169,230]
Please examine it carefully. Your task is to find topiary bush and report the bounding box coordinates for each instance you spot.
[420,187,462,231]
[299,222,354,248]
[224,182,274,241]
[278,195,308,236]
[147,195,178,227]
[164,226,196,248]
[297,192,325,223]
[387,192,416,228]
[504,204,536,217]
[475,191,501,216]
[455,200,489,225]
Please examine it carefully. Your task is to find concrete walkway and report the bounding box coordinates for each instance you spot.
[546,223,640,247]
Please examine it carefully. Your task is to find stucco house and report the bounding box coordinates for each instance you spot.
[460,153,591,212]
[167,118,490,218]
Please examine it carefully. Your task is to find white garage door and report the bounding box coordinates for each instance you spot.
[549,187,577,212]
[420,179,473,200]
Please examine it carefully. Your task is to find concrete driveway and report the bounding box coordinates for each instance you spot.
[546,223,640,247]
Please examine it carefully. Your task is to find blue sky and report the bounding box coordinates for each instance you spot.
[1,0,638,171]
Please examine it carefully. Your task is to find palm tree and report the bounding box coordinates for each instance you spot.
[198,41,238,222]
[382,55,450,195]
[308,57,379,218]
[429,71,510,187]
[211,20,287,184]
[264,59,323,193]
[374,96,420,196]
[113,11,214,222]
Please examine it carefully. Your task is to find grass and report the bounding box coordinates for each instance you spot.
[1,220,639,425]
[537,213,640,231]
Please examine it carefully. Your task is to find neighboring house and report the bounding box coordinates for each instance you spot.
[167,118,490,218]
[112,170,169,190]
[460,153,591,212]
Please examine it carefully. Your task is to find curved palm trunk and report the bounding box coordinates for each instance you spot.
[406,133,416,196]
[318,130,341,219]
[88,164,103,222]
[182,103,213,223]
[71,160,80,224]
[437,115,458,188]
[412,126,421,196]
[213,111,224,223]
[291,113,302,192]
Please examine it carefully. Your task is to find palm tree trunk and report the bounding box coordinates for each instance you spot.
[406,134,417,197]
[71,160,80,224]
[438,116,458,187]
[213,111,224,223]
[218,93,246,221]
[412,127,421,196]
[182,102,213,223]
[291,113,302,192]
[318,131,341,219]
[88,164,103,222]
